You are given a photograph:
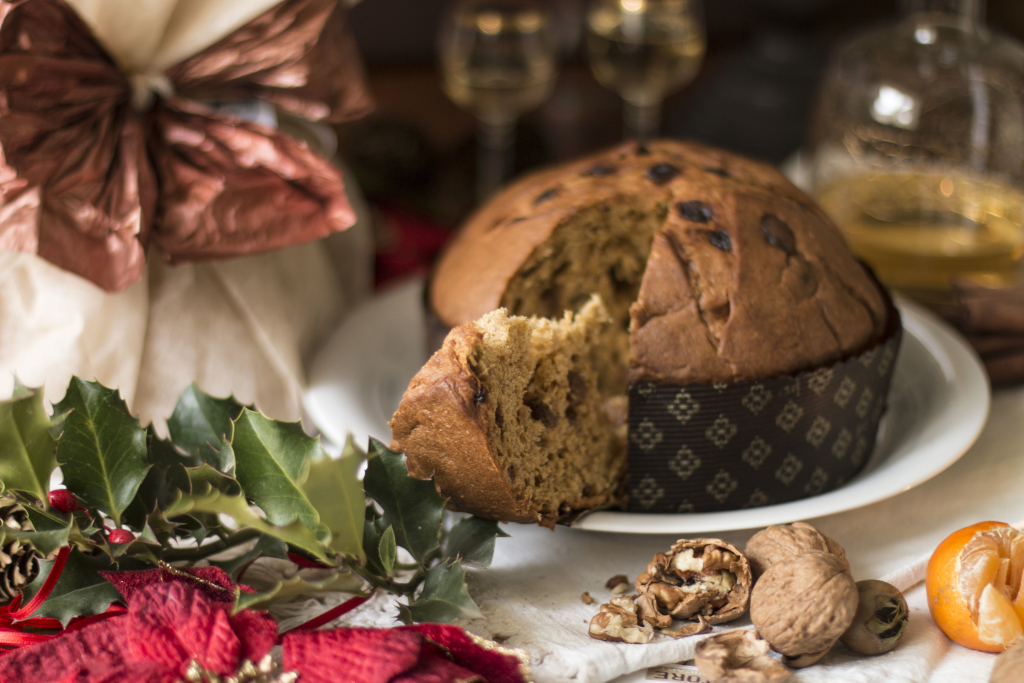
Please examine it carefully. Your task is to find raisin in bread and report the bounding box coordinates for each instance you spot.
[389,297,625,527]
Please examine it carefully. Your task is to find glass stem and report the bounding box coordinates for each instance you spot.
[624,101,661,144]
[477,117,517,203]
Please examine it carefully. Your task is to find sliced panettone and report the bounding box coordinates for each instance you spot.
[389,297,625,527]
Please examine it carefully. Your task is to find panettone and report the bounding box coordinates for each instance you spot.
[392,140,893,525]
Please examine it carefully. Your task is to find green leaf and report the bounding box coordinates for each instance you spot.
[233,570,367,613]
[23,502,72,532]
[0,381,57,502]
[54,378,150,526]
[362,516,387,577]
[403,561,482,624]
[21,549,147,626]
[378,525,396,576]
[211,535,290,580]
[363,439,446,563]
[167,384,243,474]
[301,435,366,562]
[4,520,71,557]
[443,516,509,568]
[230,409,320,530]
[165,484,334,563]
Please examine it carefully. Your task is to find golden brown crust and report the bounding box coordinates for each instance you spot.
[430,139,888,384]
[388,324,543,525]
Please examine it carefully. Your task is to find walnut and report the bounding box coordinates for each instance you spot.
[749,550,858,668]
[840,580,908,655]
[635,539,752,628]
[581,591,595,605]
[991,639,1024,683]
[745,523,849,579]
[588,595,654,644]
[661,615,710,639]
[694,629,791,683]
[605,574,630,594]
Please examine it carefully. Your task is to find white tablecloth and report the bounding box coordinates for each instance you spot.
[283,386,1023,682]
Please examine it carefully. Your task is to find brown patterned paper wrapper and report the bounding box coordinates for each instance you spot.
[626,299,903,513]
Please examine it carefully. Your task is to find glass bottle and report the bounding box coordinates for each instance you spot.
[809,0,1024,301]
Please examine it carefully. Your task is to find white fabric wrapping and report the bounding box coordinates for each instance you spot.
[275,387,1024,682]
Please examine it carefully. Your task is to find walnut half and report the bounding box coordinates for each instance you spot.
[694,629,791,683]
[588,596,654,644]
[635,539,752,629]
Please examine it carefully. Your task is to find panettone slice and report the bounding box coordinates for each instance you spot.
[389,297,626,527]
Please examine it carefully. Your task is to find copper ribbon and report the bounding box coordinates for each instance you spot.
[0,0,372,292]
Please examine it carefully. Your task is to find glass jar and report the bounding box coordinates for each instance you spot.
[809,0,1024,301]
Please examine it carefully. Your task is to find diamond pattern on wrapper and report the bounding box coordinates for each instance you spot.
[807,368,834,395]
[705,415,738,448]
[669,446,701,479]
[631,419,663,451]
[877,345,896,377]
[632,475,665,510]
[834,376,857,408]
[624,304,902,513]
[706,470,738,502]
[667,389,700,424]
[742,384,772,414]
[776,401,804,432]
[775,454,803,486]
[806,416,832,448]
[742,437,772,469]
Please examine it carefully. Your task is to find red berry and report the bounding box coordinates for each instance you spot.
[108,529,134,544]
[48,489,80,513]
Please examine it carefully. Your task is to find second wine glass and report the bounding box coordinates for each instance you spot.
[440,0,559,201]
[586,0,706,143]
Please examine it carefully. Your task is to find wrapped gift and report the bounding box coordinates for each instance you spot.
[0,0,374,428]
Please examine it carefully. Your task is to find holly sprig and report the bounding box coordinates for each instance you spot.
[0,378,506,626]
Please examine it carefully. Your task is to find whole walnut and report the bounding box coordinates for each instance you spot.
[635,539,751,629]
[749,550,858,668]
[745,523,849,579]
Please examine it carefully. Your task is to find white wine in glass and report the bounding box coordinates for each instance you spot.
[586,0,705,142]
[440,0,558,200]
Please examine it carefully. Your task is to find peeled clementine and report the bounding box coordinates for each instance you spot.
[926,521,1024,652]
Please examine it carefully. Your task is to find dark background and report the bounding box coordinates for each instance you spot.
[338,0,1024,282]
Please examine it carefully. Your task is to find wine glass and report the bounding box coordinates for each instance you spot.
[585,0,706,143]
[439,0,559,201]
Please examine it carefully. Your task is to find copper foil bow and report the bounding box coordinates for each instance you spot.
[0,0,372,291]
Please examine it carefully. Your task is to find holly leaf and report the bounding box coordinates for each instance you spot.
[167,384,242,474]
[363,439,446,563]
[230,409,320,530]
[165,484,333,563]
[3,518,71,556]
[210,535,290,580]
[20,549,147,626]
[362,516,387,577]
[54,378,150,526]
[0,381,57,502]
[301,435,365,562]
[401,560,482,624]
[378,525,396,577]
[443,517,509,568]
[233,570,367,613]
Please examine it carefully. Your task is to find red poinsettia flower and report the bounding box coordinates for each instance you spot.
[0,573,276,683]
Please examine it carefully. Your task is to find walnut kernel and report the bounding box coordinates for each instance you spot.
[694,629,791,683]
[749,550,858,668]
[588,596,653,644]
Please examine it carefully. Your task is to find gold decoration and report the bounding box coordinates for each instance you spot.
[178,655,298,683]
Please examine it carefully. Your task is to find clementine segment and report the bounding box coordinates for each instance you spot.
[926,521,1024,652]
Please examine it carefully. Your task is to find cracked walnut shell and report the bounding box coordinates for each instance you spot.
[635,539,752,628]
[749,550,858,668]
[694,630,791,683]
[744,523,849,579]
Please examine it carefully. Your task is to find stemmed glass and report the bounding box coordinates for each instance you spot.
[439,0,559,201]
[585,0,706,143]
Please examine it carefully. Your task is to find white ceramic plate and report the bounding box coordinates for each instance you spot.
[304,278,990,533]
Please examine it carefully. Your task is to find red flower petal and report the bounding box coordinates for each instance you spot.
[228,608,278,663]
[100,565,250,606]
[398,625,530,683]
[282,628,423,683]
[391,650,484,683]
[0,620,126,683]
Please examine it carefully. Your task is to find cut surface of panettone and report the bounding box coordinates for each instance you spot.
[389,297,625,527]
